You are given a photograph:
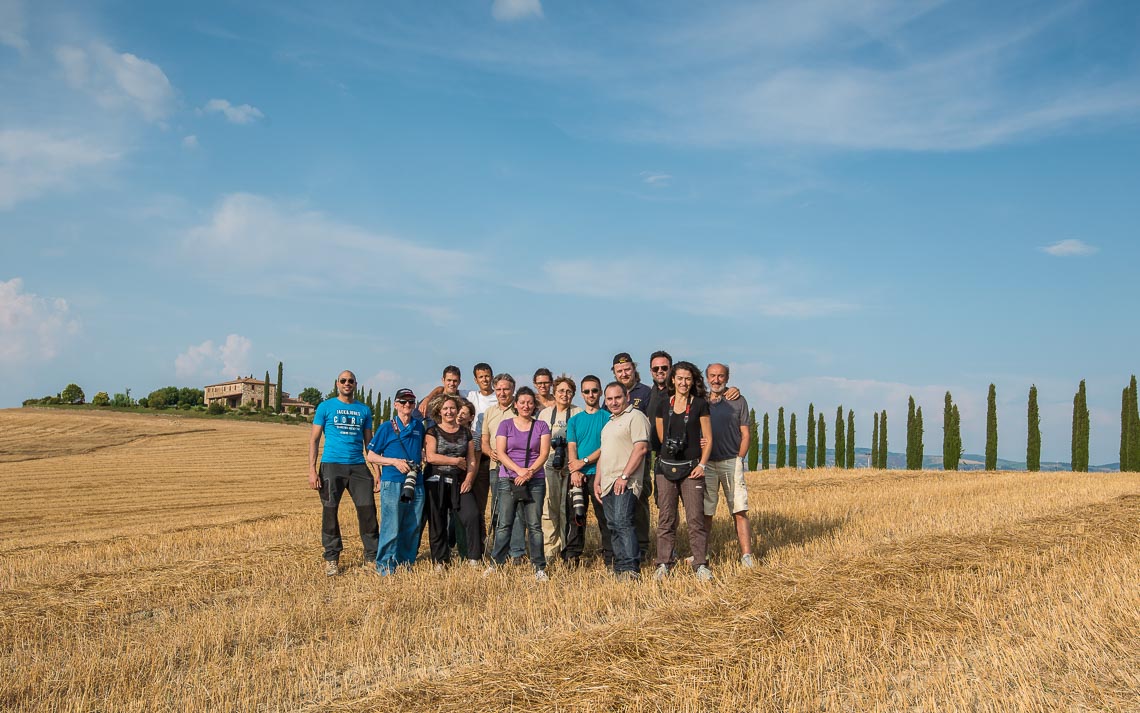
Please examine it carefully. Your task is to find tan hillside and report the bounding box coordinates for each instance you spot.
[1,409,1137,712]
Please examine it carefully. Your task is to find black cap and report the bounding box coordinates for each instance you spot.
[612,352,633,366]
[394,388,416,402]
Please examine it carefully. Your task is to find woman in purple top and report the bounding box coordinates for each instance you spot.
[488,387,551,580]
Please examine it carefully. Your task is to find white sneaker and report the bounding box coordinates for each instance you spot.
[741,553,755,568]
[653,564,670,581]
[534,569,549,582]
[324,559,339,577]
[695,565,714,582]
[466,559,482,569]
[482,564,497,577]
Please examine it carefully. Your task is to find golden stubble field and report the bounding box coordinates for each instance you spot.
[0,408,1137,712]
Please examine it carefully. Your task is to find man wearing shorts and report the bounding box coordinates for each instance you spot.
[308,370,378,576]
[704,363,755,567]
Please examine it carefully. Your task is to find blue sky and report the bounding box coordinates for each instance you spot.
[2,0,1138,464]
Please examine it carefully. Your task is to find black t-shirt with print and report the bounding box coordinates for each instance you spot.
[656,395,709,462]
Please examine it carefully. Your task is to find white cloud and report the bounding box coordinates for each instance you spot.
[182,134,199,149]
[492,0,543,22]
[0,129,119,210]
[174,334,253,381]
[202,98,265,124]
[0,278,79,365]
[182,193,477,297]
[1042,239,1098,257]
[530,257,854,319]
[0,0,28,51]
[55,43,175,121]
[639,171,672,186]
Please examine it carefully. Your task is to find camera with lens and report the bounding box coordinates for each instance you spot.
[549,436,568,469]
[400,461,420,502]
[569,484,587,525]
[663,436,688,459]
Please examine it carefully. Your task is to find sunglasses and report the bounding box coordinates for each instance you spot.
[395,399,415,405]
[339,378,356,384]
[582,388,600,394]
[650,366,670,372]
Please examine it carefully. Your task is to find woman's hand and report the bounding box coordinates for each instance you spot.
[460,476,474,494]
[689,463,706,480]
[453,456,466,468]
[514,467,532,485]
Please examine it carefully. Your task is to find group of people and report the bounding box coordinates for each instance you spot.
[307,351,756,582]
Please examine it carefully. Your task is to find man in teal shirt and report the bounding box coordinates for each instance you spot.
[563,374,612,566]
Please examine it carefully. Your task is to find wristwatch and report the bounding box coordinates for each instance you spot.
[620,474,629,481]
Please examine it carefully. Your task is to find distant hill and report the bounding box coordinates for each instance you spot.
[769,447,1119,473]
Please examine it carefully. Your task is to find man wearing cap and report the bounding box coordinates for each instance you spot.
[612,352,653,561]
[595,381,651,580]
[366,388,426,575]
[308,370,378,576]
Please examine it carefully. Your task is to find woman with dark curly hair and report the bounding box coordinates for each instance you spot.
[423,395,478,567]
[652,360,714,582]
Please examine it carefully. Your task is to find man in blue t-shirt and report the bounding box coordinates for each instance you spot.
[366,388,426,575]
[309,370,377,576]
[563,374,613,566]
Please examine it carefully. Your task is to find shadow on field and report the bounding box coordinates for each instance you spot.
[706,510,846,562]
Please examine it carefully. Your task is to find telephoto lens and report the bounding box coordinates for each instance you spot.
[569,485,587,525]
[400,463,419,502]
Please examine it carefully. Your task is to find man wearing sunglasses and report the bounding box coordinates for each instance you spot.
[309,370,378,576]
[367,388,427,576]
[563,374,612,567]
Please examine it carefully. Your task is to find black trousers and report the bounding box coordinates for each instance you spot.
[458,465,490,561]
[424,477,456,564]
[319,462,379,563]
[563,474,612,565]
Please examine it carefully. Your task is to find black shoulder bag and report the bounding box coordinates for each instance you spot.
[509,421,536,503]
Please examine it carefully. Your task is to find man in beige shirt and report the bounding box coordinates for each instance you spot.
[481,373,525,560]
[594,381,651,580]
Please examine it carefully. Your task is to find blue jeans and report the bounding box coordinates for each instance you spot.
[488,468,527,558]
[491,478,546,571]
[602,488,638,574]
[376,479,425,575]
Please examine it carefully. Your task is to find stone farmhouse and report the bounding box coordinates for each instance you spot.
[203,376,315,416]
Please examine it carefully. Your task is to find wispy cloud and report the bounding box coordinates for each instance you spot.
[182,135,199,150]
[202,98,265,124]
[55,43,176,122]
[183,193,479,298]
[0,129,119,210]
[175,334,253,381]
[0,0,28,52]
[639,171,672,186]
[0,278,79,365]
[492,0,543,22]
[528,257,855,319]
[1042,239,1098,257]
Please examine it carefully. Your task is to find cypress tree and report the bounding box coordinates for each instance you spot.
[747,408,759,471]
[1027,385,1041,472]
[817,415,827,467]
[1128,375,1139,472]
[943,392,955,470]
[846,409,855,468]
[879,410,888,469]
[951,405,961,470]
[776,407,786,468]
[275,362,284,413]
[806,403,816,469]
[1121,386,1130,472]
[762,413,770,470]
[835,406,845,469]
[263,370,271,411]
[1075,380,1089,472]
[906,397,917,469]
[789,413,798,469]
[985,384,997,470]
[871,413,879,470]
[916,406,924,469]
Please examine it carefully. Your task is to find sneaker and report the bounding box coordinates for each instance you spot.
[653,564,670,581]
[695,565,714,582]
[684,555,694,565]
[614,570,640,582]
[466,559,482,569]
[434,563,445,572]
[324,559,339,577]
[534,569,549,582]
[482,564,497,577]
[741,553,755,568]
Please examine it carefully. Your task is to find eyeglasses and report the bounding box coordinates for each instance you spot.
[395,399,415,405]
[582,388,600,394]
[650,366,670,372]
[339,378,355,384]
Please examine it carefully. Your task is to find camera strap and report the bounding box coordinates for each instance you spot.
[666,396,692,439]
[522,419,535,469]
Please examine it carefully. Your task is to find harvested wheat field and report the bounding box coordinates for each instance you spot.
[0,408,1137,712]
